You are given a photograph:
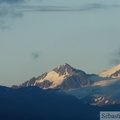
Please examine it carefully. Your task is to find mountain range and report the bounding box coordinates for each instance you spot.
[1,63,120,120]
[12,63,120,106]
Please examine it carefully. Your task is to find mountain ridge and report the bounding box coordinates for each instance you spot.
[1,85,120,120]
[0,85,97,120]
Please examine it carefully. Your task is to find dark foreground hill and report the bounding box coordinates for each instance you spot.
[0,86,120,120]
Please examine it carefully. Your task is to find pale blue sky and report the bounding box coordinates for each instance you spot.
[0,0,120,86]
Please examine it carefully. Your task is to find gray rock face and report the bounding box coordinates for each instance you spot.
[19,77,37,87]
[56,72,91,90]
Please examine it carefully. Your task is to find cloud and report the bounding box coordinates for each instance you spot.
[0,0,26,28]
[0,3,102,28]
[31,52,41,59]
[0,0,120,29]
[110,48,120,65]
[21,3,106,12]
[0,0,25,4]
[0,6,23,29]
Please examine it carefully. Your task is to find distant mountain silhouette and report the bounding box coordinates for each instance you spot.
[1,86,120,120]
[0,85,96,120]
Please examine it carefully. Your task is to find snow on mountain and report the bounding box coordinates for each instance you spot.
[18,63,91,90]
[99,64,120,78]
[68,77,120,106]
[35,71,66,88]
[92,78,118,86]
[68,64,120,106]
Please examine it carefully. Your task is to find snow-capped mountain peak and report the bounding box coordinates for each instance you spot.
[53,63,76,76]
[18,63,91,90]
[99,64,120,78]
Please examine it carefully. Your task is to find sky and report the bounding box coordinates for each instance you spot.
[0,0,120,86]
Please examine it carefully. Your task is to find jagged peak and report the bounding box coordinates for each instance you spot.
[53,63,85,76]
[53,63,74,75]
[56,63,72,68]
